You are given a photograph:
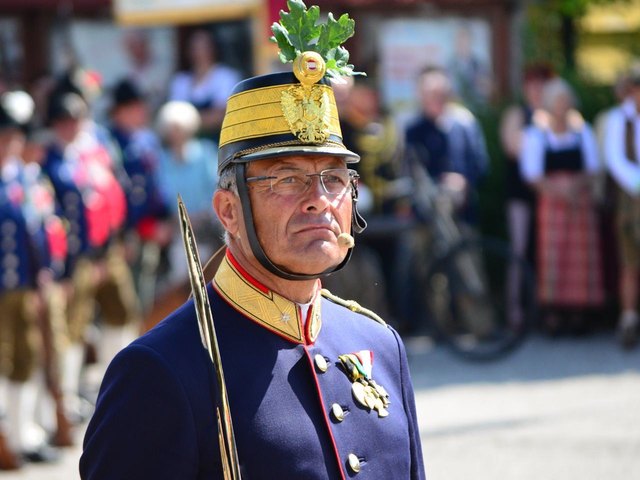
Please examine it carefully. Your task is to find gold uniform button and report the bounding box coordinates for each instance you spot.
[331,403,344,422]
[314,354,328,372]
[348,453,361,473]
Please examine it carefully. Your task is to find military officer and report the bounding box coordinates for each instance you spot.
[42,91,140,420]
[106,79,171,311]
[81,3,425,478]
[108,79,168,232]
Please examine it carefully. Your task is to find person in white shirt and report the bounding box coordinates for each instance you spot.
[603,65,640,349]
[122,28,171,115]
[521,77,604,334]
[168,30,241,141]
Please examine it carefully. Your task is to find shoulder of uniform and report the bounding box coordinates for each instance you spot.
[320,288,387,326]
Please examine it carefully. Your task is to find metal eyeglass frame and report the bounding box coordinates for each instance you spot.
[245,168,359,196]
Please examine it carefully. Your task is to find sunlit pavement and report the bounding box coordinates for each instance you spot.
[407,332,640,480]
[0,424,85,479]
[2,332,639,479]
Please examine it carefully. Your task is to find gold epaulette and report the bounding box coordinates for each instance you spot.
[320,289,387,326]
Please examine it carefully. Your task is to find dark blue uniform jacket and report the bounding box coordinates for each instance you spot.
[109,126,168,230]
[81,252,425,479]
[0,175,37,290]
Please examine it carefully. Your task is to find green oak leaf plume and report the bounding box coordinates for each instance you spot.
[270,0,366,80]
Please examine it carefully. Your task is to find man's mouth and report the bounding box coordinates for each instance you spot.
[296,225,337,235]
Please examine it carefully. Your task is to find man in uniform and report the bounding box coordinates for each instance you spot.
[81,3,425,478]
[604,64,640,349]
[0,91,62,466]
[42,90,140,420]
[107,79,171,312]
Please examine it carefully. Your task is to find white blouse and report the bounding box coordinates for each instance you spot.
[520,123,600,183]
[169,65,241,110]
[603,99,640,196]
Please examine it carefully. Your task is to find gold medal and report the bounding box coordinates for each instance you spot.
[372,381,389,399]
[377,406,389,418]
[351,381,368,408]
[373,397,389,417]
[364,386,377,409]
[339,351,391,418]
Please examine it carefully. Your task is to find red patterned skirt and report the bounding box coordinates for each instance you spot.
[537,175,604,308]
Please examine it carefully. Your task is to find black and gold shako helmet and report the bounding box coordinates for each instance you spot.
[218,0,367,281]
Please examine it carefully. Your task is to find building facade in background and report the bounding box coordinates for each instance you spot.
[0,0,513,118]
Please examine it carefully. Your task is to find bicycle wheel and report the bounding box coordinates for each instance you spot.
[423,236,535,361]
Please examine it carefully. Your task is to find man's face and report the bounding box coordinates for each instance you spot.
[243,155,353,275]
[53,117,82,145]
[24,140,45,165]
[419,74,450,120]
[0,128,21,160]
[114,101,148,131]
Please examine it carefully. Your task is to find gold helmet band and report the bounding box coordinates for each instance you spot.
[217,53,359,174]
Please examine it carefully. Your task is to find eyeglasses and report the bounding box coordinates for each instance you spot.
[245,168,359,196]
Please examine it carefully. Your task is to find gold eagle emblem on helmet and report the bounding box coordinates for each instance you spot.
[281,51,331,144]
[281,85,330,144]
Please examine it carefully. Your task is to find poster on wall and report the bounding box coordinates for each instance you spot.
[379,17,493,123]
[50,22,176,119]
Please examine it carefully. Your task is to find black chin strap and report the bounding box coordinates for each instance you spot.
[235,163,364,281]
[350,174,367,234]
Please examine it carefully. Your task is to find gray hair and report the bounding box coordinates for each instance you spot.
[156,101,201,138]
[218,164,238,193]
[218,164,238,247]
[541,77,576,111]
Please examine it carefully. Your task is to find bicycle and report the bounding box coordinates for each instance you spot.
[389,157,537,361]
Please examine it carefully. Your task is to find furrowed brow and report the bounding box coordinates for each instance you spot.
[271,165,306,174]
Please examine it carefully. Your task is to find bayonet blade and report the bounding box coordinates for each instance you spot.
[177,196,242,480]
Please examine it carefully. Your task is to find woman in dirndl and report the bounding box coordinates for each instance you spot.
[520,77,604,333]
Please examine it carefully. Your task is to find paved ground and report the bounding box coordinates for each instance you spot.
[2,331,639,479]
[407,331,640,480]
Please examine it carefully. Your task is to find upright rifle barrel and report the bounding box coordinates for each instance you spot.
[177,196,242,480]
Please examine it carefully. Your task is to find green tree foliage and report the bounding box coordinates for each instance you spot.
[524,0,630,72]
[549,0,616,16]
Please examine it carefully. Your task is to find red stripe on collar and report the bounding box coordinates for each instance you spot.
[226,249,270,294]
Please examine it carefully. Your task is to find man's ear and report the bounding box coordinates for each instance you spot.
[213,189,241,236]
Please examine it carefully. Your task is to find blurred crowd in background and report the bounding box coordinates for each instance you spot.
[0,22,640,471]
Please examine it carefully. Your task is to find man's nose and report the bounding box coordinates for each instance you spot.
[302,176,332,210]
